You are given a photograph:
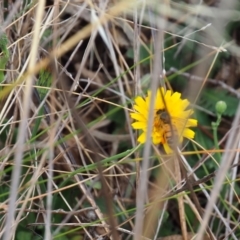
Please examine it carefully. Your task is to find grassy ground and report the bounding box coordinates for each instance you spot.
[0,0,240,240]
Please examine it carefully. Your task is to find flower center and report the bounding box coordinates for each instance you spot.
[153,113,179,145]
[153,116,166,142]
[154,116,162,130]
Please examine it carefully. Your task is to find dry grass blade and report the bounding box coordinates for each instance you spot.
[3,2,45,240]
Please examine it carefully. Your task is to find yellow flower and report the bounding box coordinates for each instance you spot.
[130,87,197,153]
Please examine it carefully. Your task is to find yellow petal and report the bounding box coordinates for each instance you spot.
[179,109,193,118]
[135,96,147,108]
[186,119,198,127]
[171,92,181,103]
[183,128,195,139]
[152,132,161,144]
[132,122,146,129]
[138,132,146,143]
[130,113,146,122]
[155,89,165,110]
[164,90,172,102]
[159,87,165,94]
[180,99,190,110]
[133,105,148,117]
[163,143,172,154]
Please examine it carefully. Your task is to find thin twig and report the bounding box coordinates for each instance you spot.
[168,67,240,99]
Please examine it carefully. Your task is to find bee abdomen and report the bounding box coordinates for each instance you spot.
[163,124,178,148]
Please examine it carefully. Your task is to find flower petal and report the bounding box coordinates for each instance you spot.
[133,105,148,117]
[180,99,190,110]
[164,90,172,102]
[137,132,146,143]
[186,119,198,127]
[135,96,147,108]
[130,113,146,122]
[171,92,181,103]
[155,89,165,110]
[152,132,162,144]
[163,143,172,154]
[178,109,193,118]
[183,128,195,139]
[132,122,146,129]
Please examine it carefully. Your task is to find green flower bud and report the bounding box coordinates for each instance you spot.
[215,101,227,115]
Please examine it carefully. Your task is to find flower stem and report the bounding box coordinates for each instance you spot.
[211,113,222,161]
[211,101,227,161]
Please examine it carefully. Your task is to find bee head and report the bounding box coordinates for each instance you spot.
[156,109,170,122]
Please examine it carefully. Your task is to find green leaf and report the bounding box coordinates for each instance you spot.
[200,88,238,117]
[0,118,18,144]
[85,180,102,189]
[37,69,52,100]
[126,44,152,66]
[17,231,32,240]
[194,110,214,151]
[107,105,125,128]
[0,33,9,88]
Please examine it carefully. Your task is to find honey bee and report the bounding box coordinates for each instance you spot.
[156,109,179,149]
